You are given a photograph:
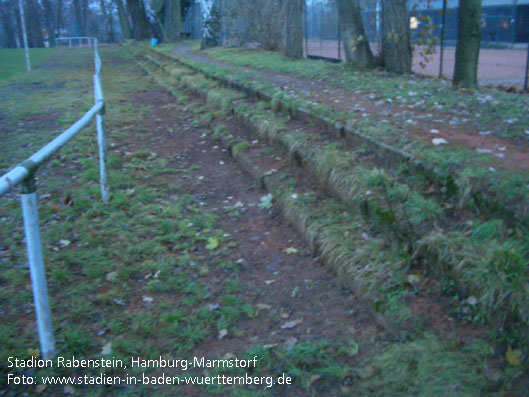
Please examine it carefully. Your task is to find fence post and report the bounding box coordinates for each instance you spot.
[20,174,56,359]
[338,9,341,60]
[439,0,447,79]
[523,43,529,90]
[94,73,109,202]
[68,38,71,48]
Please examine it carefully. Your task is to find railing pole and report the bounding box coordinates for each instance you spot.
[523,43,529,91]
[18,0,31,72]
[20,175,55,359]
[94,75,109,202]
[439,0,447,79]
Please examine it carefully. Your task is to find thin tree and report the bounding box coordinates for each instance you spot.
[453,0,481,87]
[115,0,132,39]
[0,0,19,47]
[56,0,63,35]
[336,0,374,69]
[41,0,56,45]
[164,0,182,41]
[381,0,411,74]
[100,0,115,42]
[283,0,303,59]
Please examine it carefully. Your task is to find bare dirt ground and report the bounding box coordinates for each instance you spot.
[119,85,386,395]
[171,43,529,171]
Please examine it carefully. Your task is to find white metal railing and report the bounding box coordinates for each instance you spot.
[55,36,97,48]
[0,37,108,359]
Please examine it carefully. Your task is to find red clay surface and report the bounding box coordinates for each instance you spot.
[305,39,529,90]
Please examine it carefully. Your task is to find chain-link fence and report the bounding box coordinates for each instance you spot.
[304,0,529,90]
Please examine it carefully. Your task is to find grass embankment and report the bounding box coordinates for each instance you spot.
[146,47,529,351]
[161,48,529,230]
[138,49,525,394]
[0,48,58,83]
[204,47,529,138]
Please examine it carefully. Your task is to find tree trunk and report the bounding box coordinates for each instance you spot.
[26,0,44,47]
[283,0,303,59]
[72,0,83,36]
[56,0,63,34]
[0,2,18,47]
[115,0,132,39]
[81,0,89,35]
[381,0,410,74]
[41,0,56,45]
[453,0,482,87]
[126,0,150,40]
[143,0,164,41]
[336,0,374,69]
[164,0,182,41]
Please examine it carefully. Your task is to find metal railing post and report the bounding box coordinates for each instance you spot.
[94,71,109,202]
[523,43,529,91]
[68,38,71,48]
[20,174,56,359]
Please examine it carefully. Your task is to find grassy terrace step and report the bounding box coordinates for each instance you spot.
[138,53,529,351]
[149,47,529,232]
[136,55,523,393]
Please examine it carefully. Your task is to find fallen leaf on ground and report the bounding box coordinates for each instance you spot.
[59,239,71,248]
[432,138,448,145]
[105,272,118,283]
[281,319,303,329]
[101,342,112,355]
[264,280,276,285]
[506,348,522,366]
[206,237,219,250]
[284,247,299,254]
[309,374,322,386]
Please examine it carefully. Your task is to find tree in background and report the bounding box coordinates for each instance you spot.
[201,1,221,48]
[223,0,284,50]
[126,0,150,40]
[115,0,133,39]
[0,0,20,48]
[99,0,115,42]
[381,0,411,74]
[336,0,374,69]
[283,0,303,59]
[453,0,482,87]
[164,0,182,41]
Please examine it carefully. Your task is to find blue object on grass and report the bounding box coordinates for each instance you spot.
[151,38,158,46]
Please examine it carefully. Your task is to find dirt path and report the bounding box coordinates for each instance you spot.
[171,43,529,171]
[118,83,384,395]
